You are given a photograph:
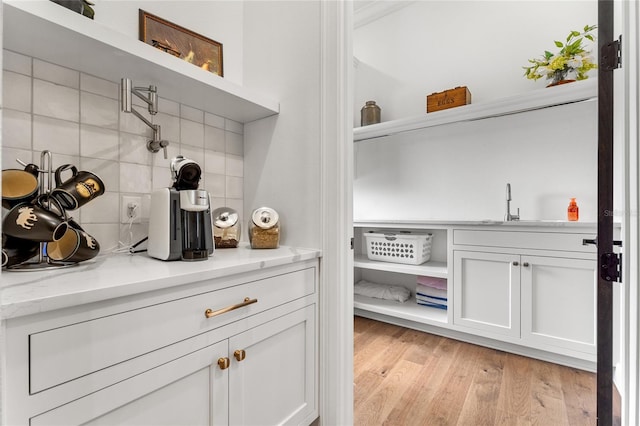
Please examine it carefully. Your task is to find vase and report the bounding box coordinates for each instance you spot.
[547,79,576,88]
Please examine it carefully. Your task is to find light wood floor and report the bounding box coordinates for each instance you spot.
[354,316,598,426]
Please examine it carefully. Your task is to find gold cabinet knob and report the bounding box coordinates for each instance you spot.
[234,349,246,362]
[218,357,230,370]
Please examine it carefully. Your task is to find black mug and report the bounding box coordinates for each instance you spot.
[2,167,40,209]
[51,164,105,210]
[2,196,68,242]
[46,219,100,263]
[2,234,40,268]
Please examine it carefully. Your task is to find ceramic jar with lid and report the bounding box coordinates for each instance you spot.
[248,207,280,249]
[212,207,241,248]
[360,100,381,126]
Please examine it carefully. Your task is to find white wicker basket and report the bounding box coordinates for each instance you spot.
[364,231,432,265]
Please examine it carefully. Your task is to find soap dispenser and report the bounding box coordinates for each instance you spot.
[567,198,579,221]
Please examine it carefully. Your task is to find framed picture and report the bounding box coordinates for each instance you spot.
[139,10,223,77]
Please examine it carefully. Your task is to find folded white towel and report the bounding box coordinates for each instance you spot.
[354,280,411,303]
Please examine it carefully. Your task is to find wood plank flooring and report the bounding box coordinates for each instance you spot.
[353,316,598,426]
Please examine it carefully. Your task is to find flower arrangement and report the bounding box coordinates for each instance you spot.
[524,25,598,86]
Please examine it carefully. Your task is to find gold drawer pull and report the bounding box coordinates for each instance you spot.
[218,357,230,370]
[205,297,258,319]
[234,349,246,362]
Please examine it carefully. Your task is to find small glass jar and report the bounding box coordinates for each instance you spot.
[212,207,241,248]
[248,207,280,249]
[360,100,381,126]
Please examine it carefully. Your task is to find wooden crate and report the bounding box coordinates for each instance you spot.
[426,86,471,113]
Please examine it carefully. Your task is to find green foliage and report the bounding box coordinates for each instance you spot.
[523,25,598,84]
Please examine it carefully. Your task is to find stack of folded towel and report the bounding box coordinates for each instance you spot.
[415,275,447,310]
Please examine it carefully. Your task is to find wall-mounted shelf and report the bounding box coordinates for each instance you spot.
[353,79,597,142]
[3,0,279,123]
[354,255,448,278]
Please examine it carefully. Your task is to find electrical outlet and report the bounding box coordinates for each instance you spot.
[121,195,142,224]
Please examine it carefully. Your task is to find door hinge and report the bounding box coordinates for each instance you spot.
[601,35,622,71]
[601,252,622,283]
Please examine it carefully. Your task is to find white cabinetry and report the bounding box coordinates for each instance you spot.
[352,222,601,369]
[353,224,450,326]
[521,255,597,355]
[453,250,521,338]
[4,261,318,426]
[452,228,598,360]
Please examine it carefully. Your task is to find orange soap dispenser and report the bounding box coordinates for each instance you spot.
[567,198,579,221]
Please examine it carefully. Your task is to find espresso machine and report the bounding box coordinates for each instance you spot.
[147,156,214,261]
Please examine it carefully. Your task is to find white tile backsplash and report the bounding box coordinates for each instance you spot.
[205,150,226,174]
[80,74,119,99]
[80,157,120,193]
[3,71,32,112]
[33,59,79,88]
[225,119,243,134]
[204,173,226,198]
[2,109,31,150]
[158,98,180,116]
[205,112,225,129]
[205,125,225,152]
[180,118,205,148]
[2,52,244,253]
[226,131,244,156]
[3,50,32,75]
[119,132,153,166]
[180,104,204,123]
[80,125,119,161]
[120,163,152,194]
[33,79,79,121]
[226,155,244,177]
[80,192,120,223]
[80,92,119,129]
[155,113,181,144]
[33,115,80,156]
[226,176,243,199]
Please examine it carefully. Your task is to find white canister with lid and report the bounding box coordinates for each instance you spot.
[248,207,280,249]
[212,207,241,248]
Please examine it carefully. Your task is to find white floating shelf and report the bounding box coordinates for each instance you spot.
[353,79,597,142]
[3,0,279,123]
[354,255,448,278]
[354,294,448,325]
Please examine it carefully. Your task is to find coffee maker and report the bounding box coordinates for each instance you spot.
[147,156,214,261]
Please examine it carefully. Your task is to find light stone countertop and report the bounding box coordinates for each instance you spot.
[0,244,321,320]
[353,219,601,229]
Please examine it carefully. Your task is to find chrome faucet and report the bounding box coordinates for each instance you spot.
[505,183,520,221]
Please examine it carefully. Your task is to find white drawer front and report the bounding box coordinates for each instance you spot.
[29,267,315,394]
[452,229,596,253]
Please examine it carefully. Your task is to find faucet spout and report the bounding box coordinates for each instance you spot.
[505,183,520,221]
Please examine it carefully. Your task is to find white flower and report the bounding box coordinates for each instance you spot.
[567,57,583,68]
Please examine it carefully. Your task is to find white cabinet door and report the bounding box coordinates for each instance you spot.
[228,305,316,426]
[30,340,229,426]
[453,250,521,338]
[521,255,597,356]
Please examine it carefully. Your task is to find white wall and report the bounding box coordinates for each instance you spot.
[94,1,244,85]
[354,1,598,124]
[353,1,599,222]
[242,1,322,249]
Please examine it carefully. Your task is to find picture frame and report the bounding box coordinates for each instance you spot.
[139,10,223,77]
